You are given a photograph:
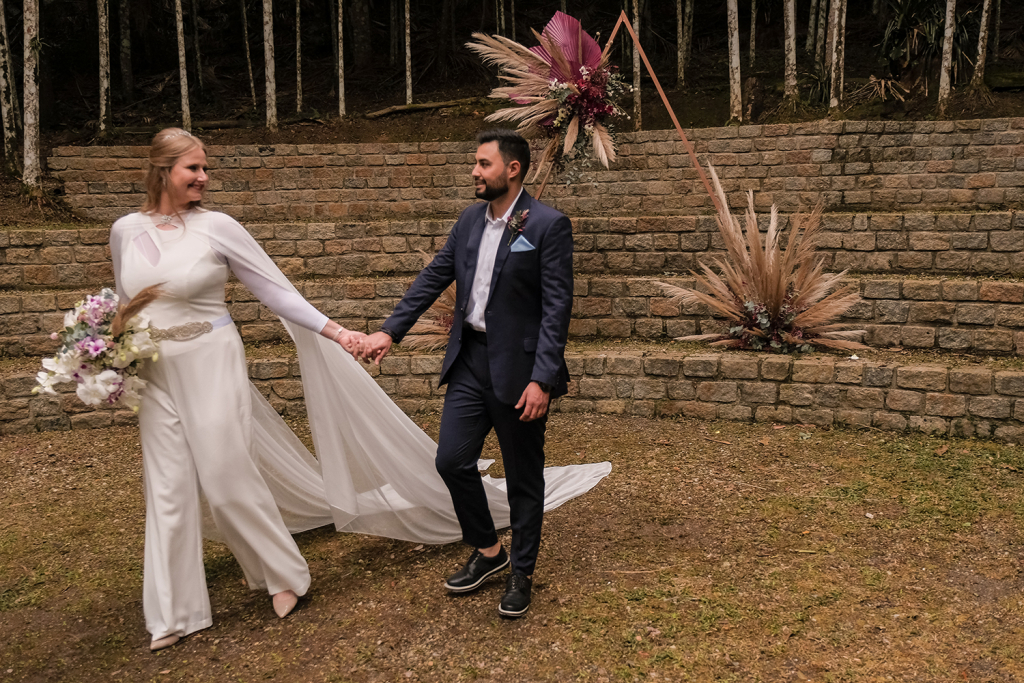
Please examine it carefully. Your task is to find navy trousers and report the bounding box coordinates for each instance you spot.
[435,330,547,575]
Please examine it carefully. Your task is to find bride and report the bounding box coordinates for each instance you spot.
[110,128,610,651]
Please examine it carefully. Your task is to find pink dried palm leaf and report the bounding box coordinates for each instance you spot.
[529,11,602,75]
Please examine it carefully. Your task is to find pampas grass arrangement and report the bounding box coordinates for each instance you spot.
[399,282,457,351]
[656,166,867,353]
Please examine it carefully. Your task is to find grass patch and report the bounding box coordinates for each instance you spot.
[2,416,1023,681]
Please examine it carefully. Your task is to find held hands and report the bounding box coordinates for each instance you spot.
[333,329,367,354]
[356,331,394,365]
[516,381,550,422]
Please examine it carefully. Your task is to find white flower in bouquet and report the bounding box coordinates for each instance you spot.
[34,285,165,412]
[76,369,122,406]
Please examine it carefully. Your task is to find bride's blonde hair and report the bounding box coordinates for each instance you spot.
[141,127,206,213]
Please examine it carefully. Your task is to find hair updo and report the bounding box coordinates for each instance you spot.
[141,127,206,213]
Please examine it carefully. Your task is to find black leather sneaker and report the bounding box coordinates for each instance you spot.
[444,547,510,593]
[498,571,532,617]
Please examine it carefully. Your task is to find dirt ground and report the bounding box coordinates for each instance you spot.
[2,412,1022,682]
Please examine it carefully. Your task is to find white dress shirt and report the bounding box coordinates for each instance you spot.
[464,187,524,332]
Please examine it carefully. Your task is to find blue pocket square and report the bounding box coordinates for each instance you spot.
[510,236,536,252]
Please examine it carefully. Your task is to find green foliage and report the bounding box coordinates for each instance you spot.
[880,0,979,88]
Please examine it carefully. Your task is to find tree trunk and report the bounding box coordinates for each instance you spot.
[338,0,346,115]
[350,0,372,69]
[805,0,818,53]
[438,0,454,66]
[784,0,797,101]
[748,0,756,68]
[632,0,641,129]
[676,0,682,80]
[241,0,256,108]
[23,0,40,187]
[0,0,18,175]
[295,0,302,112]
[98,0,111,132]
[992,0,1000,63]
[118,0,133,100]
[510,0,515,40]
[175,0,191,131]
[937,0,955,116]
[970,0,991,88]
[827,0,846,109]
[499,0,505,37]
[872,0,880,14]
[404,0,411,105]
[191,0,203,92]
[838,0,847,95]
[814,0,827,69]
[263,0,276,130]
[389,0,398,67]
[727,0,741,122]
[561,0,566,12]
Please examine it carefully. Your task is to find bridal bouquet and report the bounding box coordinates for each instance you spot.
[33,285,163,411]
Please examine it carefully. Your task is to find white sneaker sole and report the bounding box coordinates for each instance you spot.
[498,602,530,617]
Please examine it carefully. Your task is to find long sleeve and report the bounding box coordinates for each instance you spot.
[206,213,329,334]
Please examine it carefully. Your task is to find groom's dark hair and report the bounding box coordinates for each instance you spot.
[477,129,530,180]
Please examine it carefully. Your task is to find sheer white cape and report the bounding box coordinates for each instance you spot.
[114,210,612,545]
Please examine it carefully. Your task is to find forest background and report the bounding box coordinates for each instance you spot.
[0,0,1021,201]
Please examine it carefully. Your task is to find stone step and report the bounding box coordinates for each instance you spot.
[3,210,1024,290]
[7,274,1024,358]
[48,117,1024,222]
[6,341,1024,443]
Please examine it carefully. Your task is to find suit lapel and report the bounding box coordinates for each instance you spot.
[487,190,533,301]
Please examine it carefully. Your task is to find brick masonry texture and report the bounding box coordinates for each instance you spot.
[48,118,1024,223]
[7,351,1024,443]
[8,274,1024,357]
[3,208,1024,292]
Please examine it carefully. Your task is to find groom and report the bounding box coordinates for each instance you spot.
[358,129,574,617]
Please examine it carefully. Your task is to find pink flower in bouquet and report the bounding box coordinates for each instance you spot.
[77,336,110,359]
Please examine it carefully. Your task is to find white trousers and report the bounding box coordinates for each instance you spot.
[138,325,310,641]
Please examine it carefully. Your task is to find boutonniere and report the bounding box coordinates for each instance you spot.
[506,209,529,246]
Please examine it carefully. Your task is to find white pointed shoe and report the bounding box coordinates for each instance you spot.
[150,634,180,652]
[272,590,299,618]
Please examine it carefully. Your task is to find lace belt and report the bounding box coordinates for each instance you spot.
[151,314,233,342]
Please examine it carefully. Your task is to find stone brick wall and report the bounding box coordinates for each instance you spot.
[48,118,1024,222]
[3,210,1024,293]
[8,274,1024,358]
[6,351,1024,443]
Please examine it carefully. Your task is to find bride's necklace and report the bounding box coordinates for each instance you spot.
[156,208,190,228]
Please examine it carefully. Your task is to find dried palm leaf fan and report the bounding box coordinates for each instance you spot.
[401,12,627,351]
[656,166,867,353]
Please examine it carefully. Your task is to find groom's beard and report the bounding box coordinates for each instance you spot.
[474,171,509,202]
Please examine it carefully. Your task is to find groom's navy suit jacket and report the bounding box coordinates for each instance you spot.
[383,190,574,405]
